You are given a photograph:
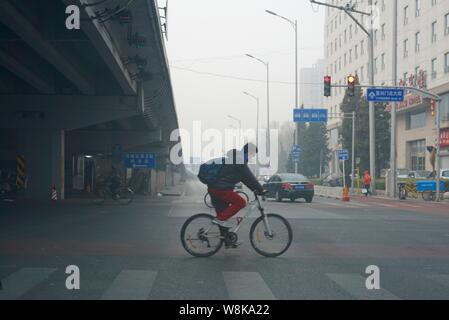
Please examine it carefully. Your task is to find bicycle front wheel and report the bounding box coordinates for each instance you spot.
[117,187,134,205]
[250,214,292,258]
[180,214,224,257]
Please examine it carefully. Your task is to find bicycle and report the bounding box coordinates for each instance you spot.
[91,183,134,205]
[180,192,293,258]
[398,181,419,200]
[204,190,250,208]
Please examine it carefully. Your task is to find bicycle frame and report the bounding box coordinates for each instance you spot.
[207,194,274,238]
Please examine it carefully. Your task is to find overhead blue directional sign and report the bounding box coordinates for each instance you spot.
[337,149,349,161]
[294,109,328,123]
[124,153,156,169]
[367,88,405,102]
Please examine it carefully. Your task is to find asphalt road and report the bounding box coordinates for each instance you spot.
[1,179,449,300]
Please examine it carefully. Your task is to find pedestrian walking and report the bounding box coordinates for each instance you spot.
[363,170,372,197]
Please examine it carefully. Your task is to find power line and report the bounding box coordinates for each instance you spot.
[169,65,322,85]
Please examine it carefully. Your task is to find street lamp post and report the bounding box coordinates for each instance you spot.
[228,115,242,148]
[243,91,260,175]
[266,10,299,173]
[246,54,270,157]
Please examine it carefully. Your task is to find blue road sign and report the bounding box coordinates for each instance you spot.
[367,88,405,102]
[294,109,328,123]
[292,145,301,152]
[337,149,349,161]
[124,153,156,169]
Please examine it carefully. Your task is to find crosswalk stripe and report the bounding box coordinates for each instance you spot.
[222,272,276,300]
[0,268,56,300]
[101,270,157,300]
[427,274,449,288]
[326,273,400,300]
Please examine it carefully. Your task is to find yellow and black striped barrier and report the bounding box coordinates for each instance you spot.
[16,155,25,188]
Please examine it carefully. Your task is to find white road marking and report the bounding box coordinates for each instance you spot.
[223,272,276,300]
[0,268,57,300]
[326,273,401,300]
[101,270,158,300]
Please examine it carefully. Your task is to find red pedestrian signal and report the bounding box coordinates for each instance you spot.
[347,75,356,97]
[324,76,331,97]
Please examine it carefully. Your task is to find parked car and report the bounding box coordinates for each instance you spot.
[440,169,449,180]
[264,173,314,203]
[396,168,410,179]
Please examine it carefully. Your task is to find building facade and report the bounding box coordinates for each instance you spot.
[324,0,449,175]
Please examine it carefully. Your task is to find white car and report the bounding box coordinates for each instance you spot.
[441,169,449,180]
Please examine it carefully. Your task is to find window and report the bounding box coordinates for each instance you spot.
[349,25,353,39]
[406,110,426,130]
[361,40,365,55]
[404,6,409,25]
[432,21,437,42]
[408,139,426,171]
[349,49,352,63]
[404,39,409,58]
[445,13,449,35]
[344,29,347,43]
[382,0,386,11]
[344,53,347,66]
[415,32,420,52]
[381,53,386,70]
[374,30,378,46]
[403,72,408,84]
[355,45,358,60]
[415,0,420,17]
[432,0,437,6]
[381,24,386,40]
[445,52,449,73]
[432,58,437,79]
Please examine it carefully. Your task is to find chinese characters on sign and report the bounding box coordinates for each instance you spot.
[367,88,405,102]
[124,153,156,169]
[294,109,328,123]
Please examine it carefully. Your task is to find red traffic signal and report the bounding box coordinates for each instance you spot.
[324,76,331,97]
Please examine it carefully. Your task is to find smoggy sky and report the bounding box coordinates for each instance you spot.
[164,0,325,156]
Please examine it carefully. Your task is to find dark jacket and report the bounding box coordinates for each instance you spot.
[208,149,264,193]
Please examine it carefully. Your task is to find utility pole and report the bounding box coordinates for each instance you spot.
[310,0,376,191]
[265,10,298,172]
[389,0,398,198]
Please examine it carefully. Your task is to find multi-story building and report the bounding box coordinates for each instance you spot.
[300,59,325,108]
[323,0,449,175]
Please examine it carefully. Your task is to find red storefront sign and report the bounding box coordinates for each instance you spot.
[441,128,449,147]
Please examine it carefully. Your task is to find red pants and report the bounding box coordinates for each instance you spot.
[208,188,247,221]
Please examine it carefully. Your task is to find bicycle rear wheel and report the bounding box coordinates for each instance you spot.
[91,188,106,205]
[250,214,292,258]
[180,214,224,257]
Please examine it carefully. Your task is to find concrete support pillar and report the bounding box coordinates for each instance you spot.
[18,129,65,200]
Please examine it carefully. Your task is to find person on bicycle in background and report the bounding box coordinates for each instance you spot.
[107,166,121,199]
[207,143,265,229]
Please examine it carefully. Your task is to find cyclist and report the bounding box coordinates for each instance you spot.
[107,166,121,199]
[207,143,265,229]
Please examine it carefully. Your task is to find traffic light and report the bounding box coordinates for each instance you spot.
[430,99,436,117]
[324,76,331,97]
[347,75,356,97]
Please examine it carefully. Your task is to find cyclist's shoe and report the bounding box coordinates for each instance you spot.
[212,218,231,229]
